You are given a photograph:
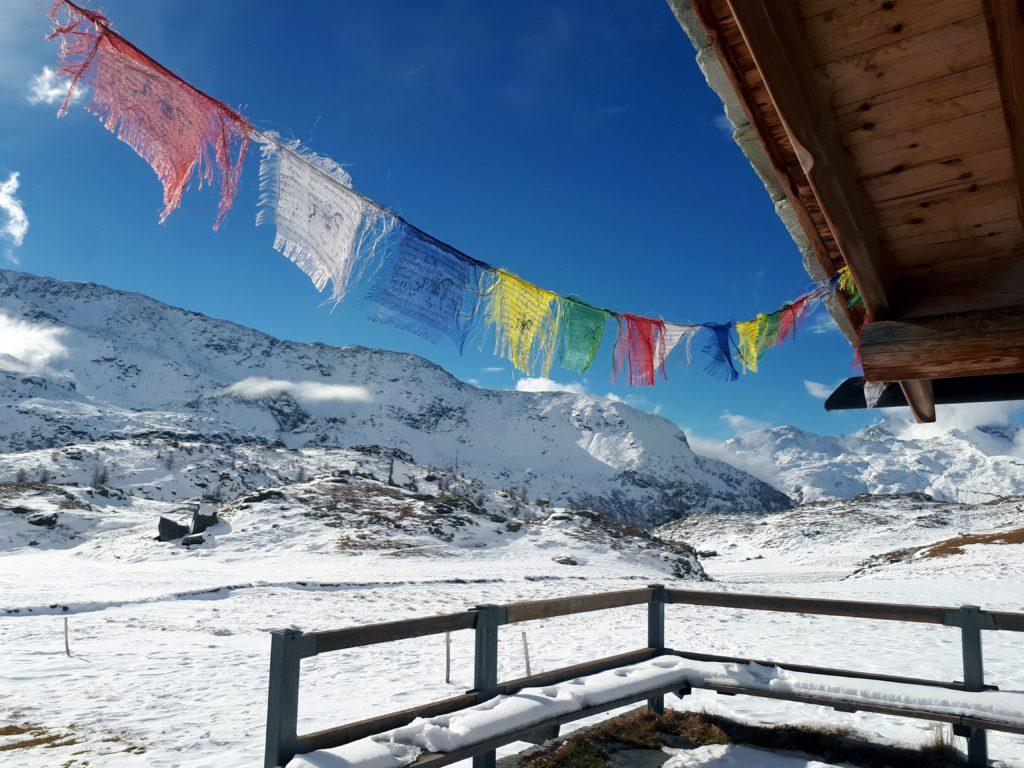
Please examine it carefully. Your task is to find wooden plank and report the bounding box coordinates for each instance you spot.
[899,379,936,422]
[836,65,1002,145]
[804,0,979,66]
[864,145,1015,207]
[503,588,652,624]
[820,14,991,108]
[665,588,957,623]
[888,216,1024,265]
[497,648,661,695]
[670,649,974,691]
[860,306,1024,379]
[296,693,478,753]
[404,679,1024,768]
[993,610,1024,632]
[702,684,1024,735]
[310,611,477,654]
[893,252,1024,316]
[876,178,1019,241]
[850,108,1009,180]
[726,0,895,317]
[983,0,1024,222]
[690,0,842,278]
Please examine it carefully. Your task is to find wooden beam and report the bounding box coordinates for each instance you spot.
[725,0,894,319]
[983,0,1024,224]
[860,307,1024,382]
[899,380,936,424]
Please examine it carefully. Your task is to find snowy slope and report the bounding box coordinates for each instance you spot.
[710,422,1024,504]
[0,269,789,526]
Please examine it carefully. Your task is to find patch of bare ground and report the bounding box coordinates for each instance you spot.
[0,482,90,510]
[0,720,145,759]
[512,708,964,768]
[857,526,1024,573]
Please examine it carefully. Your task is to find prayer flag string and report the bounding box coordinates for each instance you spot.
[43,1,864,388]
[48,0,250,230]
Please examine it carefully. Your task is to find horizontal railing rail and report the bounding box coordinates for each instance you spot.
[264,586,1024,768]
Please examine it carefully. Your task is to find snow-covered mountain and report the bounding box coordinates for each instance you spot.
[711,422,1024,504]
[0,269,790,527]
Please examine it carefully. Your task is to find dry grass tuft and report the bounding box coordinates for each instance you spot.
[517,708,967,768]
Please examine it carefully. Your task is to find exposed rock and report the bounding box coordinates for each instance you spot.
[27,513,59,528]
[181,533,205,546]
[157,516,189,541]
[552,554,579,566]
[190,505,218,534]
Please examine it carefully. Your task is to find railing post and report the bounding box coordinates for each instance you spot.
[945,605,995,767]
[471,604,504,768]
[265,629,313,768]
[647,584,667,714]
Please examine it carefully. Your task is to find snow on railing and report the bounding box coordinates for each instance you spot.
[263,586,1024,768]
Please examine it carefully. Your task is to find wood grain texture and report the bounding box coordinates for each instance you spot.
[727,0,894,317]
[861,307,1024,379]
[983,0,1024,222]
[835,65,1001,145]
[899,378,937,422]
[819,14,991,108]
[803,0,980,65]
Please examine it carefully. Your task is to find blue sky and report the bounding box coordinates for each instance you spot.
[0,0,881,440]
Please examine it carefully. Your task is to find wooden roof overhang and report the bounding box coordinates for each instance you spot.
[670,0,1024,422]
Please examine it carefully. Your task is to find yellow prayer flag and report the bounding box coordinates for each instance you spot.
[484,269,561,376]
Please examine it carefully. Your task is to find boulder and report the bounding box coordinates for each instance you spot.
[181,533,205,546]
[552,554,579,566]
[27,513,59,528]
[157,516,189,541]
[190,504,218,534]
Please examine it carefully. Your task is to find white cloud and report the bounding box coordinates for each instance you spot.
[712,113,733,138]
[27,66,81,106]
[221,377,372,403]
[808,314,839,335]
[686,432,781,486]
[0,172,28,263]
[720,410,771,435]
[0,311,67,373]
[466,378,479,386]
[886,400,1024,440]
[482,366,504,373]
[514,377,586,395]
[603,393,624,403]
[803,380,834,399]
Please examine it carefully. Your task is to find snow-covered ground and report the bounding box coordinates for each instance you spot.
[2,271,1023,767]
[3,486,1023,767]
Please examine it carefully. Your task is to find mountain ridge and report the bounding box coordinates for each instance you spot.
[0,268,790,526]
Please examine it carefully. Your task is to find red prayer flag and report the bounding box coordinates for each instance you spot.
[48,0,251,229]
[613,314,666,387]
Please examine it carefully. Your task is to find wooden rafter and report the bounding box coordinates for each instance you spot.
[983,0,1024,224]
[721,0,939,422]
[724,0,894,319]
[860,307,1024,382]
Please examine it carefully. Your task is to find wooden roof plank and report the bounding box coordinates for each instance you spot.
[835,65,1001,145]
[725,0,895,317]
[982,0,1024,224]
[820,14,991,108]
[865,146,1015,211]
[803,0,980,66]
[850,108,1010,180]
[861,306,1024,380]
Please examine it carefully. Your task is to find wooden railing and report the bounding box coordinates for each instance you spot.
[264,586,1024,768]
